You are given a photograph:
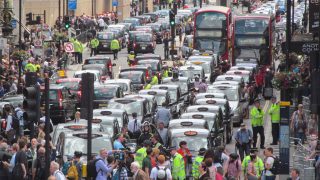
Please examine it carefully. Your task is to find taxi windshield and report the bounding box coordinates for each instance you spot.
[155,95,166,105]
[107,83,128,91]
[64,137,112,156]
[57,81,79,91]
[84,59,106,65]
[119,72,143,83]
[97,33,114,40]
[163,80,188,94]
[94,87,117,100]
[168,90,177,102]
[49,90,58,101]
[172,136,208,151]
[108,101,143,116]
[135,34,152,42]
[180,70,201,79]
[208,88,238,101]
[137,61,158,71]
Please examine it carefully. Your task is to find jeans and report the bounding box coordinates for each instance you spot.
[238,142,250,161]
[271,123,279,144]
[296,132,305,144]
[252,126,265,148]
[112,50,118,60]
[164,48,169,59]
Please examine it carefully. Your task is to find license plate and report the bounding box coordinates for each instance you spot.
[203,53,209,56]
[99,103,107,107]
[103,45,108,47]
[142,47,146,50]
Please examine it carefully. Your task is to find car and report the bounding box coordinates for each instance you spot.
[162,77,193,95]
[207,84,247,126]
[155,9,170,18]
[82,64,112,82]
[135,54,161,61]
[93,109,129,128]
[179,65,205,80]
[96,32,116,53]
[93,84,123,109]
[136,59,163,82]
[83,56,115,78]
[41,84,77,124]
[118,22,133,32]
[148,23,163,43]
[118,71,147,92]
[56,132,113,162]
[1,95,23,108]
[181,35,194,58]
[230,65,256,75]
[125,94,157,120]
[107,97,153,123]
[180,113,220,132]
[143,13,159,22]
[120,66,153,83]
[169,119,209,130]
[185,56,217,83]
[151,84,186,118]
[123,18,141,29]
[55,78,82,107]
[226,70,253,84]
[91,116,120,138]
[74,70,101,85]
[127,31,145,53]
[52,123,104,145]
[134,26,153,33]
[133,33,155,54]
[104,79,133,95]
[215,75,245,88]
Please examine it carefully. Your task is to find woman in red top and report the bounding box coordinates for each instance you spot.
[177,141,192,165]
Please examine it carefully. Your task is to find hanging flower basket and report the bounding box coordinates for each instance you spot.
[11,50,30,61]
[272,72,301,90]
[53,32,68,42]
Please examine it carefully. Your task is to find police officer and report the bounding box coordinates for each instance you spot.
[127,51,135,66]
[135,140,152,167]
[268,96,280,145]
[192,148,206,180]
[170,146,186,180]
[73,39,82,64]
[242,148,264,180]
[110,38,120,60]
[137,122,153,145]
[144,83,152,89]
[162,65,169,79]
[25,60,36,72]
[90,36,99,57]
[150,72,159,85]
[250,99,265,149]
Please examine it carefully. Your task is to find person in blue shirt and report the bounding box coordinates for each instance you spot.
[95,148,118,180]
[155,102,172,127]
[235,123,253,161]
[113,134,125,150]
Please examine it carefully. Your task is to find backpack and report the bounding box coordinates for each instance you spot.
[11,113,20,130]
[62,161,71,175]
[67,161,79,180]
[269,156,280,175]
[156,166,167,180]
[35,156,46,180]
[87,158,103,179]
[213,150,223,164]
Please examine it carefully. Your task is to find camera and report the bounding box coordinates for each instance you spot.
[114,151,125,161]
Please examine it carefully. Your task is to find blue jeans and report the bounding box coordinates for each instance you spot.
[296,132,305,144]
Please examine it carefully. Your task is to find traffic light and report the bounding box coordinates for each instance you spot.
[169,10,175,26]
[23,86,40,123]
[64,16,70,29]
[26,12,33,25]
[36,16,41,24]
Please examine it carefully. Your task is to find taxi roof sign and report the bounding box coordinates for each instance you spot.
[147,91,157,95]
[73,133,102,139]
[101,111,112,115]
[184,131,198,136]
[192,61,204,65]
[205,95,215,98]
[65,125,87,130]
[159,86,168,90]
[198,107,209,112]
[187,66,195,70]
[206,100,217,104]
[225,77,234,80]
[180,121,193,126]
[192,114,204,119]
[234,71,242,75]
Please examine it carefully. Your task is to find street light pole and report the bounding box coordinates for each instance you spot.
[19,0,22,49]
[59,0,61,32]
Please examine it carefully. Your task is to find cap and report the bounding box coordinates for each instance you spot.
[74,151,83,157]
[250,148,258,154]
[240,123,246,127]
[198,148,206,155]
[169,146,177,151]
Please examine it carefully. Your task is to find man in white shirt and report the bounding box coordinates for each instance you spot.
[98,17,105,31]
[264,147,275,179]
[150,155,172,180]
[128,112,141,139]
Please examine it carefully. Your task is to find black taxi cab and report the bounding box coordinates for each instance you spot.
[151,84,185,118]
[168,119,209,130]
[215,75,245,88]
[125,94,157,120]
[107,97,153,123]
[93,109,129,128]
[179,65,205,80]
[139,89,170,107]
[91,116,120,139]
[118,71,147,92]
[162,77,193,95]
[56,132,113,162]
[52,123,104,145]
[180,112,220,132]
[93,84,123,109]
[226,70,253,84]
[194,92,227,101]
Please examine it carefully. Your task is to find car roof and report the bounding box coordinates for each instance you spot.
[82,64,106,69]
[56,78,81,83]
[125,94,155,100]
[74,70,100,74]
[105,79,131,84]
[187,105,221,112]
[215,75,243,81]
[196,98,228,105]
[169,128,210,136]
[56,123,101,130]
[208,84,238,90]
[110,97,147,103]
[179,65,203,71]
[95,84,120,89]
[226,70,251,75]
[169,119,207,127]
[230,66,254,71]
[63,132,112,138]
[181,112,217,118]
[86,56,111,60]
[92,116,117,124]
[212,81,240,86]
[93,108,126,115]
[162,77,190,82]
[139,89,168,95]
[195,93,226,99]
[151,84,179,90]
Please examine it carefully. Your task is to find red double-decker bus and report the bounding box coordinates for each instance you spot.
[193,6,233,63]
[232,14,275,67]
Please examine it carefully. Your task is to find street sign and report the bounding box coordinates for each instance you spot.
[64,42,74,52]
[309,0,319,33]
[288,41,319,55]
[34,39,42,47]
[11,19,17,29]
[112,0,118,6]
[68,0,77,10]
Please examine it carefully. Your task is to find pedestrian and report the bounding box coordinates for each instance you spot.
[242,148,264,180]
[263,147,276,180]
[157,122,168,146]
[128,112,142,139]
[290,104,307,144]
[12,139,28,180]
[150,72,159,85]
[131,161,149,180]
[14,104,24,137]
[155,102,172,127]
[9,143,19,174]
[250,99,265,149]
[74,111,81,123]
[213,146,229,176]
[246,155,259,180]
[287,168,300,180]
[0,142,11,180]
[90,36,99,56]
[192,148,206,180]
[137,123,153,146]
[235,123,253,161]
[135,140,152,167]
[150,154,172,180]
[73,39,82,64]
[113,134,125,150]
[142,147,152,177]
[151,135,163,149]
[177,141,192,166]
[4,106,16,146]
[32,147,46,180]
[110,38,120,60]
[198,78,207,93]
[223,153,241,180]
[170,146,186,180]
[50,161,66,180]
[198,158,223,180]
[95,148,118,180]
[163,35,169,60]
[66,151,82,180]
[268,96,280,145]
